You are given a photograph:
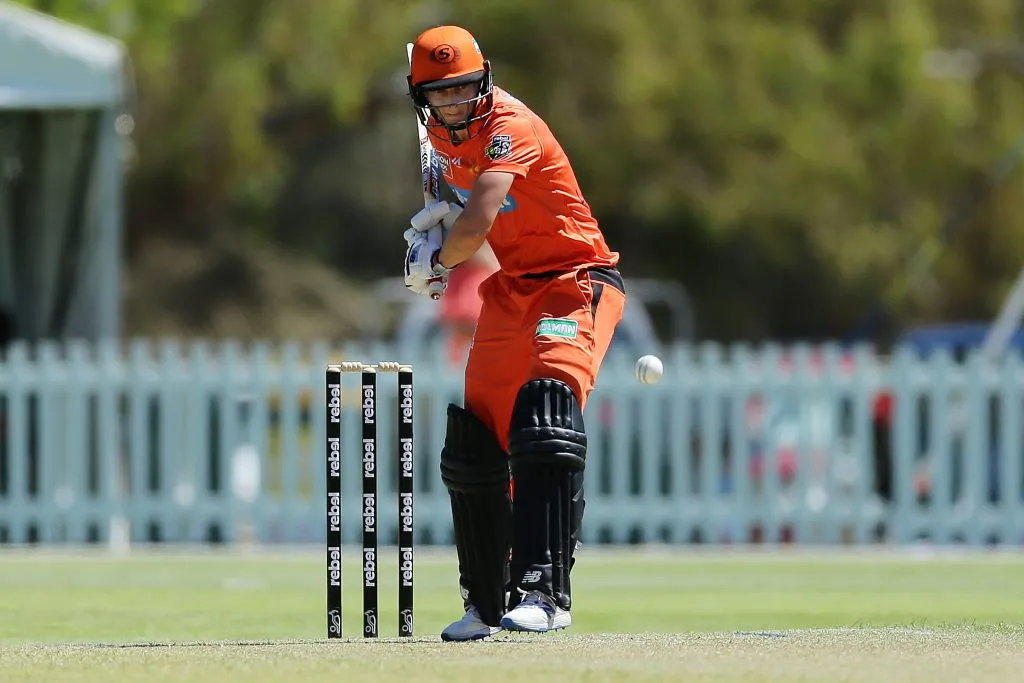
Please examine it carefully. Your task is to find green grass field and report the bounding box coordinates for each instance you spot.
[1,547,1022,682]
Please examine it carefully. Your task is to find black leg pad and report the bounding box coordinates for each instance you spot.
[507,379,587,611]
[439,403,511,627]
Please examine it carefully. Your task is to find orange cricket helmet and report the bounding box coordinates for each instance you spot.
[408,26,494,143]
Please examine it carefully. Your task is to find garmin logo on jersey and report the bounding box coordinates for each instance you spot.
[449,184,516,214]
[536,318,579,339]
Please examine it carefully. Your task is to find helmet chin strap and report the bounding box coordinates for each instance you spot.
[429,104,482,144]
[443,123,469,145]
[431,108,471,131]
[423,110,468,145]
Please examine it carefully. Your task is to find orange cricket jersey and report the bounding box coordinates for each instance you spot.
[429,88,619,277]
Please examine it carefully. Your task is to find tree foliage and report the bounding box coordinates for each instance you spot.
[16,0,1024,341]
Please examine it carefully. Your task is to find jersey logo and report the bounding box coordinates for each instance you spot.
[535,318,578,339]
[448,184,517,214]
[434,150,452,179]
[484,134,512,161]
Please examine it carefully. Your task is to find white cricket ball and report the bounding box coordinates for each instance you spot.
[634,355,664,385]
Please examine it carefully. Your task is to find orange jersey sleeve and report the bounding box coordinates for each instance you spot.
[431,89,619,277]
[476,110,542,178]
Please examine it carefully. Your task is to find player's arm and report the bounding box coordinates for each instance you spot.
[435,171,515,269]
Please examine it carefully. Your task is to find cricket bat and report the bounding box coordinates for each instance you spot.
[407,42,445,301]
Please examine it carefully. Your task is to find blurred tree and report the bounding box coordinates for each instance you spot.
[13,0,1024,342]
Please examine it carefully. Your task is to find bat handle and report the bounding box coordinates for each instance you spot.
[428,279,445,300]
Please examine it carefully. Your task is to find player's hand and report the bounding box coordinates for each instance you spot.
[409,200,462,235]
[404,225,451,296]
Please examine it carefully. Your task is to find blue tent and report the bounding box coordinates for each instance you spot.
[896,322,1024,357]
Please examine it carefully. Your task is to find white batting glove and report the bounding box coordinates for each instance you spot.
[404,224,451,296]
[409,200,463,235]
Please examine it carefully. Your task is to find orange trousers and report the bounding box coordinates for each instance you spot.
[464,267,626,450]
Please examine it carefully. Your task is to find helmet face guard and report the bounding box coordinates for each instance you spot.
[408,62,493,144]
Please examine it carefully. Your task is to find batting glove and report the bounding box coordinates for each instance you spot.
[409,200,462,235]
[404,225,451,296]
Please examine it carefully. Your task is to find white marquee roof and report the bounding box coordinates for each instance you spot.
[0,2,124,108]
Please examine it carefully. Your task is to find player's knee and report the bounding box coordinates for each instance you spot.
[507,379,587,473]
[440,403,510,493]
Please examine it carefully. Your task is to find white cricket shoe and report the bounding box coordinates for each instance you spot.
[500,591,571,633]
[440,606,503,642]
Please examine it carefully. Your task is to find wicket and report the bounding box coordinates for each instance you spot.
[325,361,414,639]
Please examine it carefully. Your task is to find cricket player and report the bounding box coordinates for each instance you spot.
[403,25,626,640]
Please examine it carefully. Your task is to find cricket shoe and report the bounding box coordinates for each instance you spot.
[500,591,571,633]
[440,605,503,642]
